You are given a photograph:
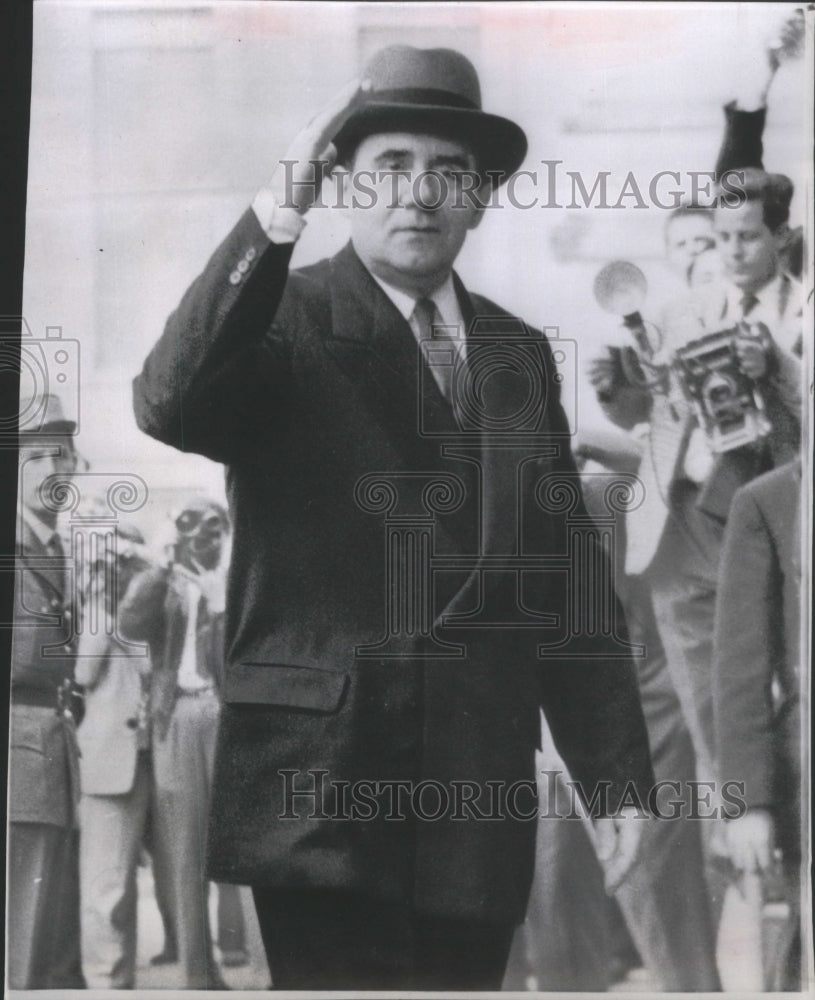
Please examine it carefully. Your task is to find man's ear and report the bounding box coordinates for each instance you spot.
[465,182,490,231]
[772,221,791,251]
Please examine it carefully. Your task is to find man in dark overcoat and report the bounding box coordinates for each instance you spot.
[133,45,654,990]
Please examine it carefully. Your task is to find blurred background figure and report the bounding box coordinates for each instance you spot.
[7,394,86,989]
[663,205,716,286]
[117,498,232,990]
[76,520,156,989]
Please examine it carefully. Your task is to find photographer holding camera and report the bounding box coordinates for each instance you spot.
[637,170,800,771]
[116,497,231,990]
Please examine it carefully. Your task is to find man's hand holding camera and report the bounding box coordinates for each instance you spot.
[735,331,772,380]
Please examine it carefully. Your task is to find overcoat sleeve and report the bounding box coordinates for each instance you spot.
[133,209,296,462]
[537,369,655,814]
[714,101,766,179]
[713,486,779,811]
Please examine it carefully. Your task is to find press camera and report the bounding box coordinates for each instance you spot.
[673,323,772,453]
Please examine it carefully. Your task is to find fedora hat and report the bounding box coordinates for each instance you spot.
[333,46,527,184]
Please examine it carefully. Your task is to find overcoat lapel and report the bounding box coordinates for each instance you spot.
[324,244,555,622]
[438,284,557,622]
[326,243,459,473]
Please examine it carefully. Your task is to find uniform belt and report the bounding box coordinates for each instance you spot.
[11,686,61,710]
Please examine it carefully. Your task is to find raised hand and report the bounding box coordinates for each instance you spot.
[268,79,369,215]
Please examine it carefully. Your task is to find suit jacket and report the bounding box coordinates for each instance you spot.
[75,630,148,796]
[713,461,802,857]
[117,564,224,741]
[9,516,80,827]
[133,209,653,924]
[617,274,802,575]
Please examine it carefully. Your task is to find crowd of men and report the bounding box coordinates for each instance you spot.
[9,436,250,989]
[7,14,807,993]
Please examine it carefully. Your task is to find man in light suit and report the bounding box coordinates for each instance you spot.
[76,522,155,990]
[117,499,230,991]
[133,46,654,990]
[7,394,86,989]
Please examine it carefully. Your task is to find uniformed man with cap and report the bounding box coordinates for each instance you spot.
[8,392,86,989]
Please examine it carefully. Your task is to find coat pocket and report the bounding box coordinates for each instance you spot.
[223,662,349,713]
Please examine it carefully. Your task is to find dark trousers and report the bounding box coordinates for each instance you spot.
[7,822,85,989]
[217,882,247,954]
[252,888,515,991]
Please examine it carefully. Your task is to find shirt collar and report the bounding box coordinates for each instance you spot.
[371,272,462,327]
[726,269,785,314]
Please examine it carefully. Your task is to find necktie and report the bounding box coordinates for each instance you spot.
[413,297,461,408]
[740,291,758,318]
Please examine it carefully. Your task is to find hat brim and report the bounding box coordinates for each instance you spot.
[334,103,527,185]
[19,420,77,435]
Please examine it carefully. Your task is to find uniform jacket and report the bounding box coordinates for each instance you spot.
[606,273,802,575]
[9,516,80,827]
[117,563,224,742]
[713,461,803,856]
[133,208,653,924]
[75,630,149,796]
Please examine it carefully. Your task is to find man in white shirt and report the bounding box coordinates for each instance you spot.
[118,498,230,990]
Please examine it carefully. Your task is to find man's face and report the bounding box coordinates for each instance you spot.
[176,508,225,571]
[19,439,77,519]
[343,132,484,296]
[664,213,715,280]
[714,200,779,292]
